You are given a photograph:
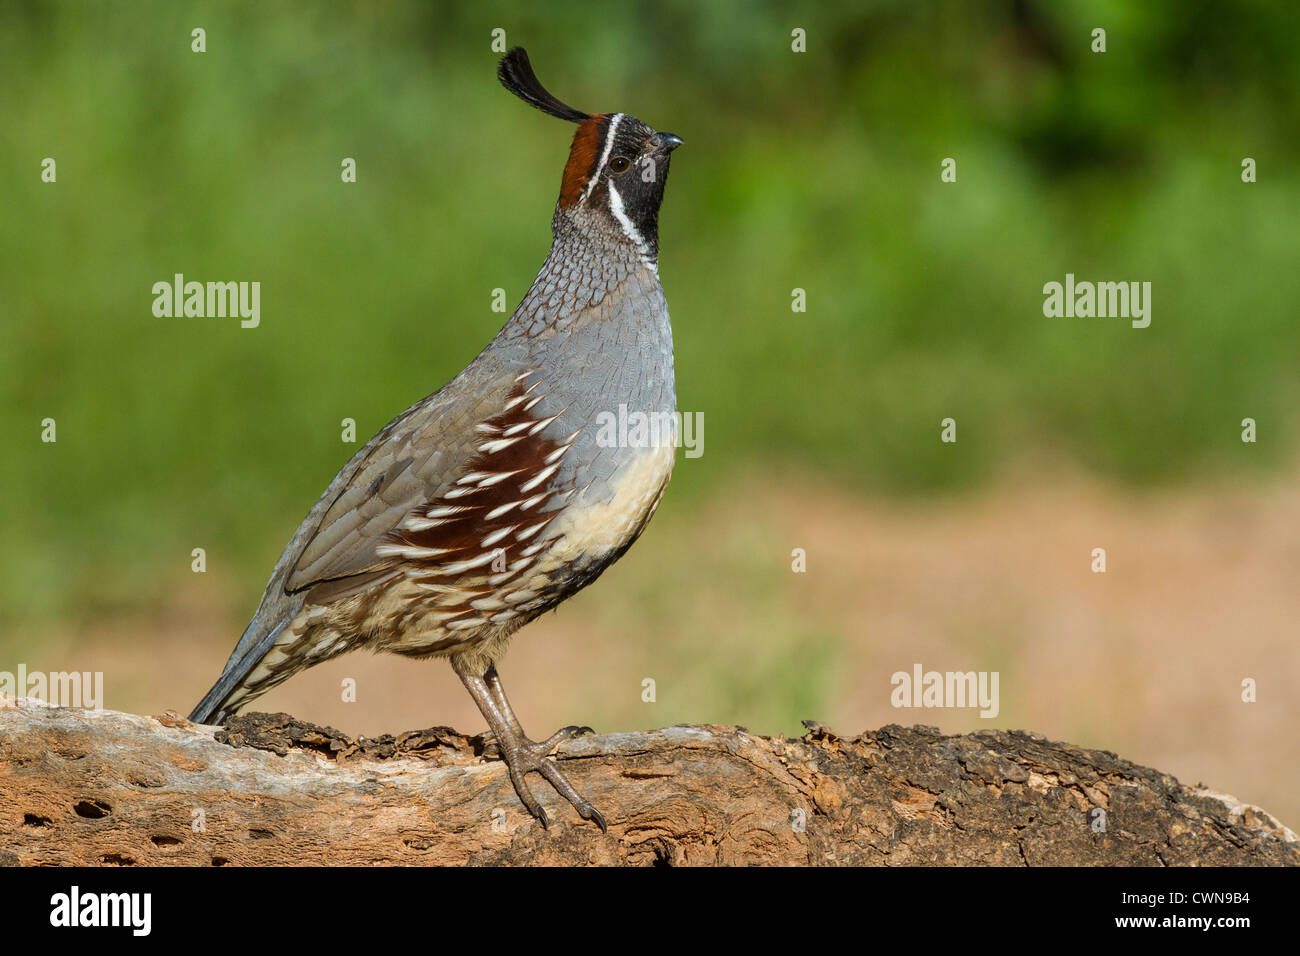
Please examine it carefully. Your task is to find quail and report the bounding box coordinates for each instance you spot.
[189,48,683,831]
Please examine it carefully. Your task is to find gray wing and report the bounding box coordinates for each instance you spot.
[282,370,517,598]
[194,362,527,720]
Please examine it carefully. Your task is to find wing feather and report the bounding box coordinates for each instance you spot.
[283,384,506,593]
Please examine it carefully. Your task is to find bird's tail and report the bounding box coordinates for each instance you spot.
[188,616,293,725]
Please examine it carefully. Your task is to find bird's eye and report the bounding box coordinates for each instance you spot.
[609,156,630,173]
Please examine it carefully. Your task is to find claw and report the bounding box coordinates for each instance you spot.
[459,667,606,831]
[539,724,596,754]
[494,729,606,831]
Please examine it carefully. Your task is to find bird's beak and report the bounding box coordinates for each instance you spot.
[651,132,684,154]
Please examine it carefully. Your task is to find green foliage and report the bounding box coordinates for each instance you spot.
[2,1,1297,625]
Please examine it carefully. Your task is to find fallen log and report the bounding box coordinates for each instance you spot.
[0,702,1294,865]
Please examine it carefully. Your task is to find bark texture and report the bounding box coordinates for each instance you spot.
[1,702,1295,866]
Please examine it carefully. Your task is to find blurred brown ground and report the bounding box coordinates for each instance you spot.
[29,464,1300,829]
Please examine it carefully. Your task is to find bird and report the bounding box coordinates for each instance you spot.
[188,47,683,831]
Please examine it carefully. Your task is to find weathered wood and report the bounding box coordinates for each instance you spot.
[0,701,1295,866]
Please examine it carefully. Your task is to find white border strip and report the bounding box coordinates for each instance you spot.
[579,112,624,204]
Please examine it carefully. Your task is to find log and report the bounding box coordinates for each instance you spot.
[0,700,1295,866]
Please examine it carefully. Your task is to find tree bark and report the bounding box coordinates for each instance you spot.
[0,702,1295,866]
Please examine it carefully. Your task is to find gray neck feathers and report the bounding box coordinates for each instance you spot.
[502,206,660,339]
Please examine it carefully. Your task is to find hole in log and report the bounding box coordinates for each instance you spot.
[73,800,111,818]
[23,814,52,828]
[211,856,229,867]
[151,835,181,847]
[248,829,275,840]
[100,853,136,866]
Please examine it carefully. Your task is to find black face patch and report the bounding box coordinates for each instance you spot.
[589,114,674,258]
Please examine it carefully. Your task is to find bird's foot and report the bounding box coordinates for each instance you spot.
[497,726,606,832]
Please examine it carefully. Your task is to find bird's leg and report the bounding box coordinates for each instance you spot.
[459,664,606,831]
[484,664,596,756]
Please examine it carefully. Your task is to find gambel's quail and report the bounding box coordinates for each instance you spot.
[189,48,684,830]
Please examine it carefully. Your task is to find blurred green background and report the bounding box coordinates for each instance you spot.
[3,2,1298,824]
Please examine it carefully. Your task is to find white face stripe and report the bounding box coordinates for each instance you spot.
[579,112,624,204]
[607,182,654,266]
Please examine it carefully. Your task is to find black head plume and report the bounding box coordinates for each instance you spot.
[498,47,591,124]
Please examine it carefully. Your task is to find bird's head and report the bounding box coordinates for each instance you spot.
[498,47,682,261]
